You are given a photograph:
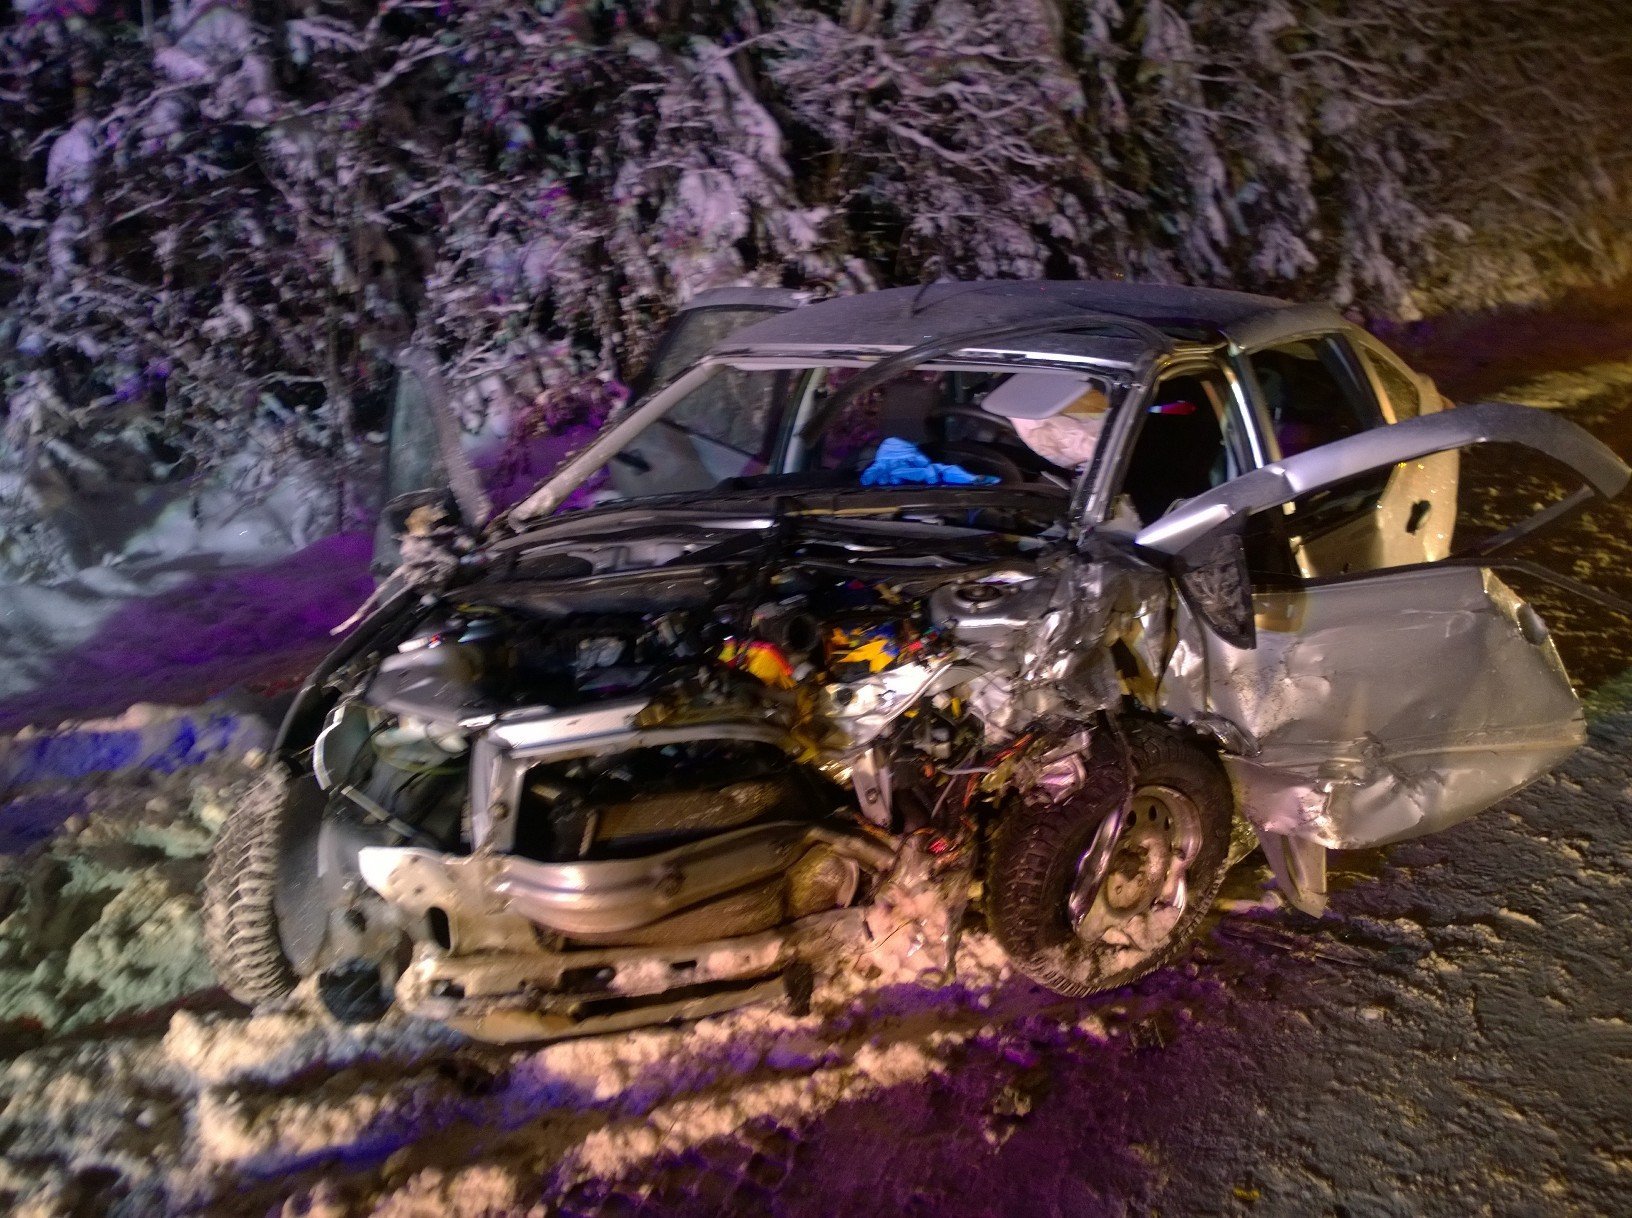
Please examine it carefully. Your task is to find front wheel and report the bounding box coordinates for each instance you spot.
[202,768,307,1005]
[989,721,1234,997]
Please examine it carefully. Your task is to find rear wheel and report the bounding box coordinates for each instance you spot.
[989,721,1233,996]
[202,768,303,1004]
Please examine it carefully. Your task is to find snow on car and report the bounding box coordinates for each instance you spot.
[202,280,1630,1043]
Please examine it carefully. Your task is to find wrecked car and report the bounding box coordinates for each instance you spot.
[204,280,1629,1041]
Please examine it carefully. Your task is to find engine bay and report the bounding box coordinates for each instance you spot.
[280,508,1179,1038]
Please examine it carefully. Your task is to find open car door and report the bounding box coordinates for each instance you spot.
[1134,402,1630,911]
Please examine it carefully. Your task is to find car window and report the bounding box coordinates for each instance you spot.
[605,366,798,503]
[1119,368,1237,524]
[590,364,1095,510]
[668,367,787,477]
[815,369,934,472]
[1245,337,1380,458]
[1240,337,1395,570]
[1356,345,1423,422]
[382,367,446,505]
[643,306,786,391]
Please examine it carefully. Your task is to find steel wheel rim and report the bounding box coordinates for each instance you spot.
[1070,784,1204,952]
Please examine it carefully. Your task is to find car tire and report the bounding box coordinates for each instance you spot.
[202,768,302,1005]
[990,720,1234,997]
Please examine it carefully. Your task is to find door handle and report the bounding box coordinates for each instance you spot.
[1406,499,1432,534]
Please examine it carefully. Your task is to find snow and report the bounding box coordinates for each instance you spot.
[0,740,254,1032]
[566,1038,952,1184]
[0,461,374,730]
[0,706,1019,1210]
[43,119,96,202]
[5,0,1629,553]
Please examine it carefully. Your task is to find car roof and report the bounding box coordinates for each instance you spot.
[714,280,1328,369]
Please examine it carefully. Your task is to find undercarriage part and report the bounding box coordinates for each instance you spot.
[849,746,893,828]
[1256,830,1329,916]
[515,740,839,862]
[390,912,857,1044]
[588,777,789,844]
[316,959,394,1024]
[470,705,795,853]
[441,973,792,1045]
[563,877,788,946]
[559,842,861,946]
[989,721,1232,996]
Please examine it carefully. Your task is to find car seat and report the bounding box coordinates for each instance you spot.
[1121,388,1226,523]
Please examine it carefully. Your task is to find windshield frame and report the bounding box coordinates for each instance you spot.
[506,350,1137,523]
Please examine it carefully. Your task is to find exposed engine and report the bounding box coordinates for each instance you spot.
[271,517,1177,1040]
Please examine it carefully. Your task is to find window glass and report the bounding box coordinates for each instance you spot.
[811,369,1084,484]
[644,307,784,389]
[667,368,785,478]
[383,369,446,503]
[584,364,1104,510]
[1358,346,1423,421]
[1246,338,1379,458]
[605,366,793,502]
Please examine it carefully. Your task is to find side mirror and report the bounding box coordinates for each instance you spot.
[1172,528,1256,649]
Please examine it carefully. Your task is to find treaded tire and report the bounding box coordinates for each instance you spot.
[990,720,1233,997]
[203,768,302,1004]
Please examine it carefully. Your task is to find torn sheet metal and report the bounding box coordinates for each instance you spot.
[1163,565,1583,849]
[955,545,1172,737]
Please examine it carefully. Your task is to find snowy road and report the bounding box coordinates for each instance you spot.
[1,353,1630,1216]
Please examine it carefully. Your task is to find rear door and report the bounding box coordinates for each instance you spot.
[1348,332,1461,567]
[1136,402,1628,857]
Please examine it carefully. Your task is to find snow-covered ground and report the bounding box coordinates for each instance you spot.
[1,347,1630,1216]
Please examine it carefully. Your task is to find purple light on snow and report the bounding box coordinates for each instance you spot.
[0,790,86,853]
[0,532,374,733]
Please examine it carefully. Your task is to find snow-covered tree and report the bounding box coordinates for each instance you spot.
[1,0,1628,548]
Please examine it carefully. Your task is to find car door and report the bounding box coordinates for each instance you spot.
[1231,327,1459,578]
[1134,403,1628,903]
[1348,331,1462,567]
